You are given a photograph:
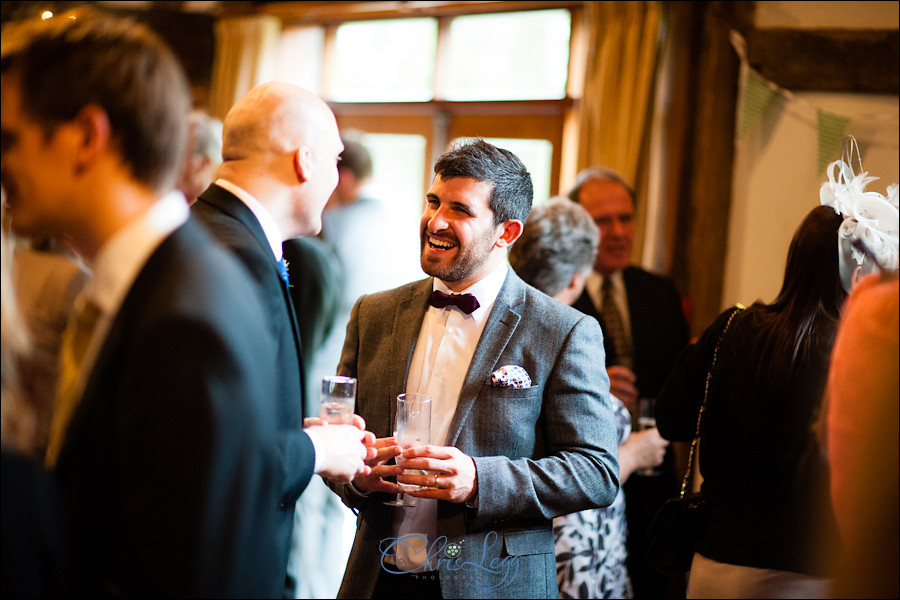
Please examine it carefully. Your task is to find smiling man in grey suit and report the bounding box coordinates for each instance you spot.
[332,139,620,599]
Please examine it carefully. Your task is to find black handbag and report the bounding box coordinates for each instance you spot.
[646,492,708,575]
[645,305,743,576]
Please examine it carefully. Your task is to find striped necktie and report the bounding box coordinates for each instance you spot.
[600,277,633,369]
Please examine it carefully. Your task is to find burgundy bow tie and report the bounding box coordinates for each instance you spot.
[428,290,480,315]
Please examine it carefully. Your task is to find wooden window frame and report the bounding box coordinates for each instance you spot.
[272,2,586,198]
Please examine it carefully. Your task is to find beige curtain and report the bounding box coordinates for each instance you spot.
[209,15,282,120]
[577,1,662,185]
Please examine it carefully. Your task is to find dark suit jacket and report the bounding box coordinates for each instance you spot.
[282,236,343,414]
[333,270,620,599]
[193,184,316,586]
[571,265,690,597]
[571,265,689,400]
[53,218,283,598]
[2,449,67,599]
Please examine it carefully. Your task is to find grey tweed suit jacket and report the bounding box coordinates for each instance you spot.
[334,269,620,599]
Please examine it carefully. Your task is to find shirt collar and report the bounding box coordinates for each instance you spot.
[433,262,508,320]
[586,268,625,308]
[88,189,189,315]
[599,269,624,289]
[215,178,283,260]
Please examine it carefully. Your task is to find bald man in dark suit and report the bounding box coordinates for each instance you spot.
[192,81,374,596]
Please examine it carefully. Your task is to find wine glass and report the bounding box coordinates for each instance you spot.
[384,393,432,508]
[318,376,356,424]
[636,397,662,476]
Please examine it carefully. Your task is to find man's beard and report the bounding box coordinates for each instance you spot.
[420,228,495,283]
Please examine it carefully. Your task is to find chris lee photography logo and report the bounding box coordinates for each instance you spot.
[379,531,520,590]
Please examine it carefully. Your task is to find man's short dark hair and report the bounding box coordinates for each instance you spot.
[0,6,191,192]
[434,138,533,226]
[567,167,636,206]
[338,136,373,181]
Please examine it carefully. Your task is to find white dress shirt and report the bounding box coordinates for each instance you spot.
[394,263,509,572]
[72,190,190,392]
[214,178,284,260]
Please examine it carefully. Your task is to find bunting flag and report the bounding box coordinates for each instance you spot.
[732,31,868,161]
[738,68,778,140]
[817,109,852,175]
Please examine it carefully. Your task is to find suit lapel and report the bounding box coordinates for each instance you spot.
[198,185,274,261]
[389,279,433,431]
[622,266,638,322]
[278,256,305,392]
[572,288,598,320]
[445,270,525,447]
[197,184,305,391]
[61,223,192,463]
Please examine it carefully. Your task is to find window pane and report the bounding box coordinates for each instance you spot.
[482,138,553,205]
[276,26,324,94]
[358,132,427,284]
[332,19,437,102]
[443,10,570,101]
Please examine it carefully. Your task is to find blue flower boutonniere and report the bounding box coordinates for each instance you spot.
[278,257,292,288]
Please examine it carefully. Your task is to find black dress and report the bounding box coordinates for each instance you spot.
[655,306,837,576]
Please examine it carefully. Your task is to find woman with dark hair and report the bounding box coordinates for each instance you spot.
[656,205,847,598]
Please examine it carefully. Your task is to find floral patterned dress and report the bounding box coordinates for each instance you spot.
[553,397,632,599]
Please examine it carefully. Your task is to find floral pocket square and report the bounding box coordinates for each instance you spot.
[489,365,532,389]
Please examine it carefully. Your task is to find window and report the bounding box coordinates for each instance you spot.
[442,10,571,101]
[477,137,554,203]
[321,8,571,104]
[358,131,427,238]
[355,131,428,285]
[275,2,581,223]
[331,18,437,102]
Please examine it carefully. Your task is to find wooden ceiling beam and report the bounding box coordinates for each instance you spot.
[252,1,583,25]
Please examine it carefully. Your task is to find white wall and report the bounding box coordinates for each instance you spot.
[724,91,898,309]
[720,1,899,311]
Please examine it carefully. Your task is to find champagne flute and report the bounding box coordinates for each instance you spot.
[318,376,356,424]
[636,397,662,476]
[384,393,432,508]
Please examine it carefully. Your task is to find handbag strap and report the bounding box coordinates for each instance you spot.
[679,304,744,499]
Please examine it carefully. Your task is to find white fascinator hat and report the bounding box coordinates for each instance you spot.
[820,136,899,292]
